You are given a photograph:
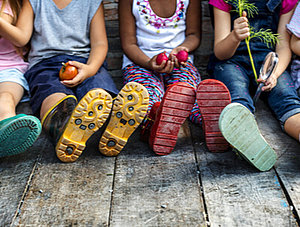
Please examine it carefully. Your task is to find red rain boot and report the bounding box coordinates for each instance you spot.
[197,79,231,152]
[149,82,196,155]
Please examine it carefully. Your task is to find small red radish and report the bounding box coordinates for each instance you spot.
[156,52,168,65]
[175,50,189,63]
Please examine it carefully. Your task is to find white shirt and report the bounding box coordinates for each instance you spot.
[122,0,191,68]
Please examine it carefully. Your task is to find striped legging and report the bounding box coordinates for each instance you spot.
[123,62,202,124]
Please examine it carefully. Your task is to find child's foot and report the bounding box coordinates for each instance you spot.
[149,82,196,155]
[219,102,277,171]
[197,79,231,152]
[56,89,113,162]
[0,114,41,157]
[99,82,149,156]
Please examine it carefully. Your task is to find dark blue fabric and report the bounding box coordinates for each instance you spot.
[209,0,300,125]
[24,55,119,116]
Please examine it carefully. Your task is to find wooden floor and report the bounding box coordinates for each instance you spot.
[1,100,300,227]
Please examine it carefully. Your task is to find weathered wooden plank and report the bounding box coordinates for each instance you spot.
[0,136,45,226]
[12,130,115,226]
[255,101,300,222]
[109,121,207,226]
[0,102,43,226]
[191,100,297,226]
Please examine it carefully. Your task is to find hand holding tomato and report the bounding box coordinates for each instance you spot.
[60,61,95,87]
[59,62,78,80]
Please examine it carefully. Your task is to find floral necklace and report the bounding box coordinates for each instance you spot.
[137,0,185,33]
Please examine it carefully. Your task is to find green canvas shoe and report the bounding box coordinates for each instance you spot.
[219,103,277,171]
[0,114,42,157]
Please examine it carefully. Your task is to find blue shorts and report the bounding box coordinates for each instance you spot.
[24,55,119,116]
[0,68,30,102]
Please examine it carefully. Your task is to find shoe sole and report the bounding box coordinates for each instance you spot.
[197,79,231,152]
[56,89,112,162]
[99,82,149,156]
[150,82,196,155]
[0,116,41,157]
[219,103,277,171]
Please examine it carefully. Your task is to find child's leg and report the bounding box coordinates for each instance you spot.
[214,62,276,171]
[0,82,23,120]
[213,62,255,113]
[165,62,201,124]
[267,71,300,141]
[284,113,300,140]
[40,93,68,120]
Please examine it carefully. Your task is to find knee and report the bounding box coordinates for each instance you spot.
[0,91,15,102]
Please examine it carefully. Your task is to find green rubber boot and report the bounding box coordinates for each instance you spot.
[219,103,277,171]
[0,114,42,157]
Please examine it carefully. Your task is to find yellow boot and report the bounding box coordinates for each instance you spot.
[99,82,149,156]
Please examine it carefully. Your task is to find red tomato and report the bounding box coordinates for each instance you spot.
[59,62,78,80]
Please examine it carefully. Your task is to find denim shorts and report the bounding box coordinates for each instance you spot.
[0,68,30,102]
[213,60,300,128]
[24,55,119,116]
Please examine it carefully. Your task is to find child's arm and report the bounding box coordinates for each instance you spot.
[62,2,108,87]
[213,7,249,60]
[119,0,174,73]
[291,35,300,56]
[0,0,33,47]
[261,9,295,92]
[169,0,201,67]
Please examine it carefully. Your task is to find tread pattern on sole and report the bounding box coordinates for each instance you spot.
[99,82,149,156]
[150,83,196,156]
[219,103,277,171]
[197,79,231,152]
[56,89,112,162]
[0,116,41,157]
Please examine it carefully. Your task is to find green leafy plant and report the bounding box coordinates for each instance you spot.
[225,0,279,81]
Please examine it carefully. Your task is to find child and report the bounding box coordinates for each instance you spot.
[0,0,41,157]
[287,2,300,96]
[119,0,231,155]
[0,0,149,162]
[209,0,300,171]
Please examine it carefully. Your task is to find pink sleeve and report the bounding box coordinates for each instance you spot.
[281,0,298,15]
[209,0,232,12]
[0,1,13,17]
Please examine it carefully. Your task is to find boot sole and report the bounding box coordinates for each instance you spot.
[0,116,41,157]
[219,103,277,171]
[56,89,112,162]
[197,79,231,152]
[99,82,149,156]
[150,82,196,155]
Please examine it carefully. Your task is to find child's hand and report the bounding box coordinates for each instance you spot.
[60,61,92,87]
[148,55,174,73]
[233,11,250,42]
[257,75,277,92]
[170,46,189,68]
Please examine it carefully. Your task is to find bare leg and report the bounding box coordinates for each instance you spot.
[40,93,67,120]
[284,113,300,141]
[0,82,24,121]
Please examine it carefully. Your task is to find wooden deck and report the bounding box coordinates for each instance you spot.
[1,99,299,226]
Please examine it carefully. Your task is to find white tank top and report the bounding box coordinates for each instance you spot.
[122,0,191,68]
